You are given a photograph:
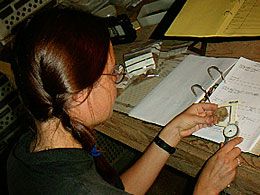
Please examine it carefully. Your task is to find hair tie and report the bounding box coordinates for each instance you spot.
[90,145,101,157]
[52,98,63,118]
[52,106,62,118]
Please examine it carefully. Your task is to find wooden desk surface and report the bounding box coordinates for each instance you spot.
[96,5,260,194]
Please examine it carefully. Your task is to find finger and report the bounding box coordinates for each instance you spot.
[198,103,218,112]
[186,122,212,134]
[220,137,243,153]
[228,157,242,170]
[205,115,218,124]
[235,157,242,167]
[204,110,215,116]
[238,155,246,166]
[197,110,215,117]
[192,115,212,125]
[181,128,196,137]
[220,142,224,148]
[194,116,217,127]
[190,103,218,115]
[181,122,208,136]
[227,147,241,160]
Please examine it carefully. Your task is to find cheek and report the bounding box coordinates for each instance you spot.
[104,85,117,112]
[111,84,117,104]
[94,83,116,116]
[102,77,117,106]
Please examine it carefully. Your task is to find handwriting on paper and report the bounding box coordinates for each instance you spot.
[195,57,260,153]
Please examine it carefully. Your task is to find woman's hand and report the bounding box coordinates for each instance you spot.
[194,137,243,195]
[171,103,218,137]
[159,103,218,147]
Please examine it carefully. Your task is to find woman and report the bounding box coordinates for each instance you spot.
[8,7,242,195]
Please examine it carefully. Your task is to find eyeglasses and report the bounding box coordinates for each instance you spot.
[103,64,127,84]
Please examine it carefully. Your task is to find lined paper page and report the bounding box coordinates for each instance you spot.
[165,0,236,37]
[194,57,260,154]
[219,0,260,35]
[165,0,260,37]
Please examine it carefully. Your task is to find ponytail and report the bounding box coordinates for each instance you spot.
[57,108,120,187]
[12,6,120,188]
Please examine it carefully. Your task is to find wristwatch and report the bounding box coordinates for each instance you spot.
[223,123,239,143]
[154,136,176,154]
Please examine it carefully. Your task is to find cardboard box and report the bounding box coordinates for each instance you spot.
[137,0,175,27]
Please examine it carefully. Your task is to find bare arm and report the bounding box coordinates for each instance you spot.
[120,103,218,195]
[120,127,179,195]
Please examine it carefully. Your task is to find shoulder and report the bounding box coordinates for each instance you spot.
[54,177,128,195]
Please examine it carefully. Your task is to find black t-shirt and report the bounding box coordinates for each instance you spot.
[7,131,129,195]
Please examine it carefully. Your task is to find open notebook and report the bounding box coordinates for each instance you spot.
[129,55,260,155]
[151,0,260,39]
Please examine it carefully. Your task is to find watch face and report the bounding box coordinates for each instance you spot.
[223,124,238,138]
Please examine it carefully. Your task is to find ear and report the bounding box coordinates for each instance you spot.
[71,88,90,104]
[107,42,115,66]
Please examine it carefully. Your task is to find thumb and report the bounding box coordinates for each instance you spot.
[192,115,211,125]
[181,115,209,131]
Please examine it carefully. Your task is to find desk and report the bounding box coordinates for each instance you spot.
[96,3,260,195]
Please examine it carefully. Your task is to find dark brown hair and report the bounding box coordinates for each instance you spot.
[12,7,119,187]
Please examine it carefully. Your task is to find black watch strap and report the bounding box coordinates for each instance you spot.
[154,136,176,154]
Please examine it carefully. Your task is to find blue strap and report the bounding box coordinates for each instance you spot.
[90,145,101,157]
